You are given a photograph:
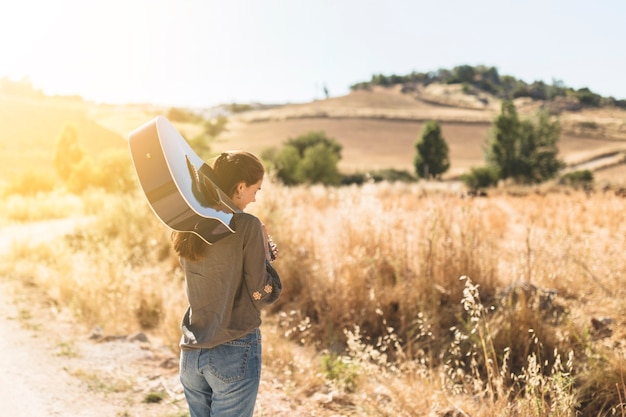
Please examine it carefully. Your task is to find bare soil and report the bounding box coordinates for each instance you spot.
[216,116,626,178]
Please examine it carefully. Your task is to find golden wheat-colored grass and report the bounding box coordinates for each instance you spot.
[1,181,624,416]
[0,93,127,183]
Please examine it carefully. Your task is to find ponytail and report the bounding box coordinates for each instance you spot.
[171,231,205,261]
[172,150,264,260]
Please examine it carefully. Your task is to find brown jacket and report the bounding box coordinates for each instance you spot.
[179,212,282,349]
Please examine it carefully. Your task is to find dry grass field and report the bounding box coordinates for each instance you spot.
[1,86,626,416]
[2,181,625,416]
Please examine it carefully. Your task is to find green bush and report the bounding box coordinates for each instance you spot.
[340,172,368,185]
[560,170,594,187]
[369,169,416,183]
[298,142,341,185]
[574,88,602,107]
[321,353,359,393]
[340,169,416,185]
[270,131,342,186]
[461,166,500,190]
[274,146,302,185]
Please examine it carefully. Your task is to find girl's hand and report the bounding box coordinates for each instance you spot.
[262,224,278,262]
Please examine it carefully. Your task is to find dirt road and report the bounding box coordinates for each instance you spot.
[0,283,132,416]
[0,219,187,416]
[0,219,322,417]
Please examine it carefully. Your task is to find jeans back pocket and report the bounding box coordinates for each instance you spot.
[208,337,254,382]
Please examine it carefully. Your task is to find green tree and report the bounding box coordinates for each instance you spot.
[284,131,342,158]
[486,101,520,180]
[414,121,450,179]
[298,142,341,185]
[274,146,302,185]
[461,166,500,190]
[574,87,602,106]
[452,65,475,84]
[271,131,342,185]
[486,101,564,184]
[54,123,85,182]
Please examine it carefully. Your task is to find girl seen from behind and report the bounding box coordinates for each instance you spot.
[172,150,281,417]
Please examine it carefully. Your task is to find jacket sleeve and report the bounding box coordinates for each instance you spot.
[242,215,282,306]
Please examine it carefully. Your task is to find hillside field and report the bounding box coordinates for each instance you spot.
[2,86,626,186]
[212,87,626,183]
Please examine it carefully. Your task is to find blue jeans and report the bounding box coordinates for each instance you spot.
[179,329,262,417]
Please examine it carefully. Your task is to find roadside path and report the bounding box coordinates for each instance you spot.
[0,281,133,416]
[0,218,186,416]
[0,218,320,417]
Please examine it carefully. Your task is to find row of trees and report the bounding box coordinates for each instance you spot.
[262,100,570,189]
[350,65,626,109]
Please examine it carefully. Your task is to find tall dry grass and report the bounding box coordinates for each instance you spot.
[0,190,183,336]
[1,181,625,416]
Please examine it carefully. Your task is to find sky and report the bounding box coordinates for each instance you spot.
[1,0,625,108]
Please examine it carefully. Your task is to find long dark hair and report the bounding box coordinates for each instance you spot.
[171,151,265,261]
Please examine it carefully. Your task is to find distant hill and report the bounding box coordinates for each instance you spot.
[350,65,626,109]
[225,80,626,142]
